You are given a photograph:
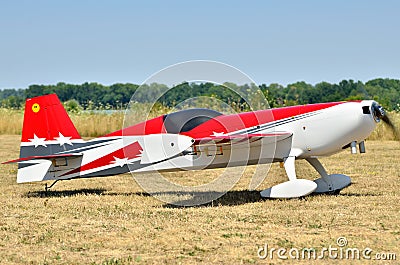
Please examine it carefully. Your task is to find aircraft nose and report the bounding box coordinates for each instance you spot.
[371,101,386,122]
[362,101,385,123]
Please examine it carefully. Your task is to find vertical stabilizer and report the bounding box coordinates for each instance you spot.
[20,94,83,158]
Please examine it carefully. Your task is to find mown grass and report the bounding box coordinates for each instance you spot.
[0,135,399,264]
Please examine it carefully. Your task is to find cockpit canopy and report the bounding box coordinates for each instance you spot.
[163,108,222,133]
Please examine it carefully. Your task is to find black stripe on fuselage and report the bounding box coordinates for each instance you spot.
[18,163,37,169]
[19,138,118,158]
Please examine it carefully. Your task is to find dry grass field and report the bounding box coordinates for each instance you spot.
[0,134,399,264]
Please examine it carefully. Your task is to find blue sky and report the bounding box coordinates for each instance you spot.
[1,0,399,88]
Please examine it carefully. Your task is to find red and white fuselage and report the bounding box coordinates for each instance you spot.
[5,94,381,198]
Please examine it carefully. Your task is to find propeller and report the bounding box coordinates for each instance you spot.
[371,102,399,140]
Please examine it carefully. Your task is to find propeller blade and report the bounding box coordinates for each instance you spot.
[371,102,399,140]
[381,114,399,140]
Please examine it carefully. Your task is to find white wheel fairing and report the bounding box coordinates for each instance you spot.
[260,179,317,198]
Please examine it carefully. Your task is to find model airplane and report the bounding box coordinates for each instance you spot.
[4,93,394,198]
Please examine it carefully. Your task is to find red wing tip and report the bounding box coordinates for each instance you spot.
[2,160,17,164]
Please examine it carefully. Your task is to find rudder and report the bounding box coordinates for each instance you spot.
[20,94,83,158]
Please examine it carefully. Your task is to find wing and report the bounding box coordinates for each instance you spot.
[193,132,294,191]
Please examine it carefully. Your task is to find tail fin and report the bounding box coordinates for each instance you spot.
[3,94,85,183]
[20,94,82,158]
[10,94,85,183]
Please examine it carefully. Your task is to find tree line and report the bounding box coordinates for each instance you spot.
[0,78,399,111]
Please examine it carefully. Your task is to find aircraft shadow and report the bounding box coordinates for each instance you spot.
[154,190,380,207]
[25,188,107,198]
[24,188,378,206]
[23,188,262,206]
[158,190,263,208]
[334,192,381,197]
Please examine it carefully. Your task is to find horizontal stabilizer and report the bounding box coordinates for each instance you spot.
[3,153,83,164]
[17,160,53,183]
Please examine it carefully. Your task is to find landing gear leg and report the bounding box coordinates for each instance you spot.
[45,180,59,192]
[306,157,351,194]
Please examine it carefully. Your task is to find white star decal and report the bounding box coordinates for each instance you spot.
[211,131,226,137]
[137,150,143,157]
[29,134,47,148]
[54,132,73,146]
[111,156,130,167]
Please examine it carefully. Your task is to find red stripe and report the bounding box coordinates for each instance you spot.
[63,141,142,176]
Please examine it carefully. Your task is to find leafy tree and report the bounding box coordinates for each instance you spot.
[63,99,83,113]
[1,79,400,111]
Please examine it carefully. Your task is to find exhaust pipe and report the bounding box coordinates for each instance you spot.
[359,141,366,153]
[350,141,357,154]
